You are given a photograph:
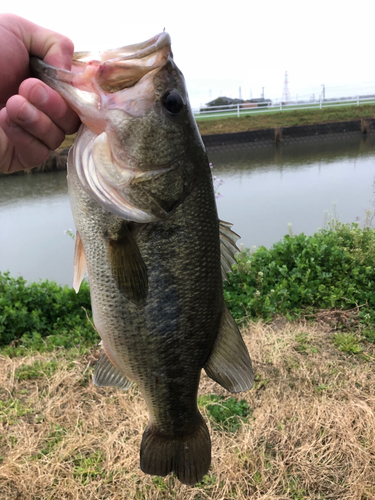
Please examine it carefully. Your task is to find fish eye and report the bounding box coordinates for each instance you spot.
[162,91,184,115]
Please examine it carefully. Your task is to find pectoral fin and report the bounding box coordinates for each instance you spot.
[73,231,87,293]
[220,220,240,281]
[107,223,148,306]
[94,351,132,390]
[204,304,254,393]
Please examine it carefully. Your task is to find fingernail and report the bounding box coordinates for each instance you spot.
[17,101,36,122]
[29,84,48,106]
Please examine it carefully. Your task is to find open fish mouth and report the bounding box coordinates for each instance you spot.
[72,32,172,93]
[30,32,190,223]
[30,31,172,116]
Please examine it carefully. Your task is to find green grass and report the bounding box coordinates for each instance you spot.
[196,104,375,136]
[332,332,363,354]
[15,360,59,381]
[72,450,106,485]
[198,395,251,432]
[0,398,34,425]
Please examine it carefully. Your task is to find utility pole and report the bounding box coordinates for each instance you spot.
[262,87,265,99]
[321,84,325,100]
[239,86,242,99]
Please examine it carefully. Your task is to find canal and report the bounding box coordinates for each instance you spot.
[1,133,374,286]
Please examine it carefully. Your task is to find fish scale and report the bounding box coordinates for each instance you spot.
[30,31,254,485]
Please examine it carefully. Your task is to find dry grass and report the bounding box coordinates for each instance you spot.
[1,321,375,499]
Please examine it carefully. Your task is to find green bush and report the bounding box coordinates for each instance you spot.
[224,222,375,329]
[2,220,375,354]
[0,273,98,354]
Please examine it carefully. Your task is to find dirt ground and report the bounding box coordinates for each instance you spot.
[1,320,374,500]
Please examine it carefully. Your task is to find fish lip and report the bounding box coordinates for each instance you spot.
[99,32,171,62]
[72,32,171,64]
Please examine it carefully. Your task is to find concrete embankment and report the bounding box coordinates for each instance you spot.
[4,118,375,174]
[202,118,375,151]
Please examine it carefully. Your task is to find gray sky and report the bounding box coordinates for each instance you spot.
[4,0,375,107]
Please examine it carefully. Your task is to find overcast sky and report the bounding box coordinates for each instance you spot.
[3,0,375,107]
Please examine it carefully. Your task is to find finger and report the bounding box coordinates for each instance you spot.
[0,109,50,169]
[19,79,80,135]
[17,16,75,70]
[5,94,65,151]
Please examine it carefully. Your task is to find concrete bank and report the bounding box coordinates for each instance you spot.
[4,118,375,175]
[202,118,375,151]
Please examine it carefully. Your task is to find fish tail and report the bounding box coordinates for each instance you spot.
[140,413,211,485]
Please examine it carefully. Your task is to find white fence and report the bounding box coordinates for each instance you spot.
[193,95,375,120]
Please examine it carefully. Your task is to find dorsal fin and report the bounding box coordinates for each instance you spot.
[219,220,240,281]
[73,231,87,293]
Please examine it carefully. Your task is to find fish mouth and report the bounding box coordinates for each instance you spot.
[30,31,172,96]
[71,32,172,93]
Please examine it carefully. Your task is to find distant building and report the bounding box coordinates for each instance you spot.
[205,96,244,107]
[242,98,272,108]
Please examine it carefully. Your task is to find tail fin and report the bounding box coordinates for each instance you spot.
[140,413,211,485]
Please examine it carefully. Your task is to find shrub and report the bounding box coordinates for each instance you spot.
[0,273,97,353]
[224,222,375,329]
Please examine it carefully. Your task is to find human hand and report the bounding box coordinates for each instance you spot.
[0,13,80,174]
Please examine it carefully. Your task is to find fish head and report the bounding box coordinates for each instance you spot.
[30,33,205,222]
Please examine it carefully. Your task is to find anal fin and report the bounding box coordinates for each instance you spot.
[204,303,254,393]
[73,231,87,293]
[94,351,133,390]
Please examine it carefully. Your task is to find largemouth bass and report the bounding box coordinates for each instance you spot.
[31,32,253,485]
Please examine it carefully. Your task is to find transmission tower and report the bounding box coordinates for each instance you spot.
[282,71,290,103]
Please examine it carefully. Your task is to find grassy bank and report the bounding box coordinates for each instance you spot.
[1,222,375,497]
[59,104,375,150]
[1,321,374,499]
[196,104,375,136]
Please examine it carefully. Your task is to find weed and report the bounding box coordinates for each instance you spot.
[34,424,67,458]
[198,395,251,432]
[195,474,217,489]
[152,476,168,491]
[15,360,58,381]
[253,471,263,485]
[286,476,306,500]
[0,398,33,424]
[73,450,106,485]
[332,332,363,354]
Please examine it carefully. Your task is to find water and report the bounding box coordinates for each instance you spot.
[0,134,374,286]
[213,135,375,249]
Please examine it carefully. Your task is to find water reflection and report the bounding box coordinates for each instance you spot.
[0,135,374,285]
[0,171,75,286]
[210,134,375,251]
